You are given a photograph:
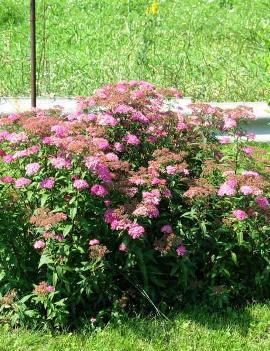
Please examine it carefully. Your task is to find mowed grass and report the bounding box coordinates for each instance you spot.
[0,304,270,351]
[0,0,269,101]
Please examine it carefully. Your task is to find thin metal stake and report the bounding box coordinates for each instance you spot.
[30,0,37,108]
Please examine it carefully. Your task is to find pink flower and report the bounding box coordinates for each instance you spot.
[114,142,124,152]
[242,147,253,156]
[142,189,160,206]
[7,132,28,144]
[232,209,248,221]
[25,162,41,176]
[246,132,255,141]
[223,118,237,130]
[87,113,97,121]
[124,134,141,146]
[33,240,46,249]
[0,176,14,183]
[90,184,108,197]
[242,171,260,178]
[40,177,55,189]
[127,223,145,239]
[161,224,173,234]
[89,239,100,246]
[93,137,109,150]
[15,178,32,188]
[46,285,55,293]
[51,124,69,137]
[119,243,128,252]
[73,179,89,190]
[3,154,14,163]
[176,122,188,131]
[98,113,118,127]
[218,181,236,197]
[104,199,112,206]
[240,185,262,196]
[219,136,232,144]
[176,245,187,256]
[114,104,132,114]
[104,209,118,224]
[50,157,71,169]
[255,196,269,209]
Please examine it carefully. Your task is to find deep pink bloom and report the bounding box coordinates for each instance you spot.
[232,209,248,221]
[89,239,100,246]
[161,224,173,234]
[51,124,69,137]
[104,199,112,206]
[15,178,32,188]
[33,240,46,249]
[25,162,41,176]
[40,177,55,189]
[90,184,108,197]
[46,285,55,293]
[73,179,89,190]
[3,154,14,163]
[242,147,253,156]
[255,196,269,209]
[176,245,187,256]
[0,176,14,183]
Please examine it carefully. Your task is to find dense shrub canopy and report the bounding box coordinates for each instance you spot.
[0,81,270,328]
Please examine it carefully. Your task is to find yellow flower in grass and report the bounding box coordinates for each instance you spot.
[146,0,159,15]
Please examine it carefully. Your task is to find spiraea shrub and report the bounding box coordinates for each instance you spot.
[0,81,270,328]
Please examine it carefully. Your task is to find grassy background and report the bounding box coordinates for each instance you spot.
[0,0,269,101]
[1,304,270,351]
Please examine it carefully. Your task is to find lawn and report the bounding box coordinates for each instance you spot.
[0,0,269,101]
[0,304,270,351]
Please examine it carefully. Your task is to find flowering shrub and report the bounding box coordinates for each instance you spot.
[0,81,270,328]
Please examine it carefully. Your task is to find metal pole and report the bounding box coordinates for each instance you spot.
[30,0,36,108]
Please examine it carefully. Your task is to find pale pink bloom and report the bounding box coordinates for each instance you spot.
[177,122,188,131]
[90,317,97,324]
[223,170,235,176]
[226,178,238,188]
[114,104,132,114]
[73,179,89,190]
[219,136,232,144]
[232,209,248,221]
[133,204,159,218]
[246,132,256,141]
[7,132,28,144]
[98,113,118,127]
[218,181,236,196]
[119,243,128,252]
[242,147,253,155]
[0,131,10,141]
[8,113,20,122]
[166,165,177,175]
[124,187,138,197]
[111,218,131,231]
[242,171,260,178]
[40,177,55,189]
[51,124,69,137]
[142,189,160,206]
[43,231,54,239]
[176,245,187,256]
[255,196,269,209]
[3,154,14,163]
[15,178,32,188]
[131,90,145,99]
[105,152,119,162]
[50,157,71,169]
[161,224,173,234]
[34,240,46,249]
[54,235,64,242]
[127,223,145,239]
[223,118,237,130]
[46,285,55,293]
[114,142,124,152]
[90,184,108,197]
[42,136,53,144]
[25,162,41,176]
[124,133,141,145]
[240,185,262,196]
[93,137,109,150]
[87,113,97,121]
[89,239,100,246]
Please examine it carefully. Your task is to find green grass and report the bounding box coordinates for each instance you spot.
[1,304,270,351]
[0,0,269,101]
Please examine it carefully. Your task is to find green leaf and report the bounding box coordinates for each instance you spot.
[63,224,73,236]
[40,193,49,207]
[38,254,53,268]
[231,252,238,265]
[69,207,77,220]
